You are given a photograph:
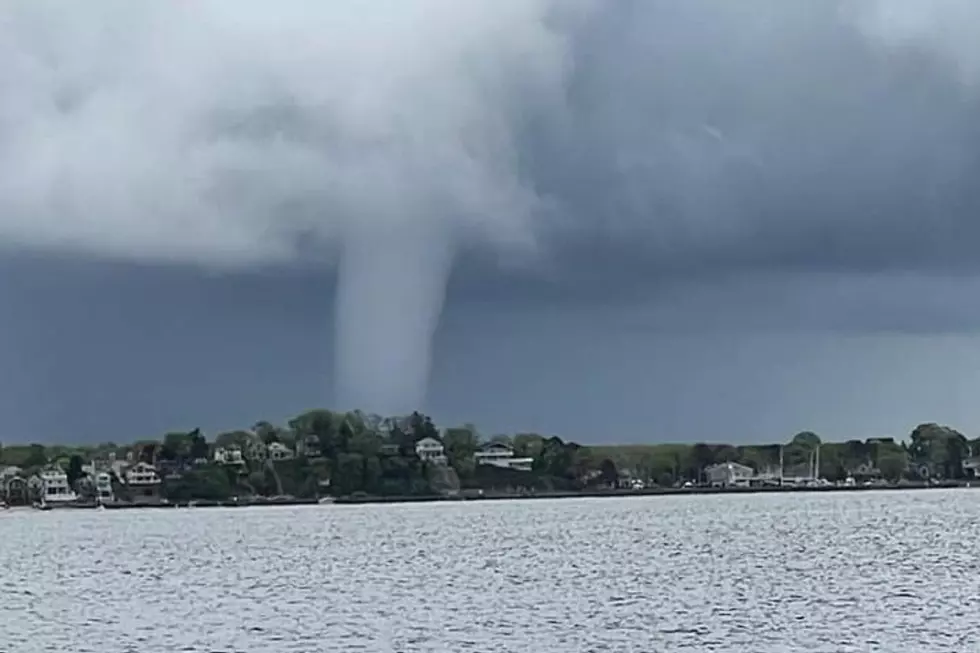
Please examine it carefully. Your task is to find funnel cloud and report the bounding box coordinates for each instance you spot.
[1,1,980,420]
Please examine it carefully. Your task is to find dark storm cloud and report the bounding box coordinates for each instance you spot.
[2,1,978,282]
[3,1,980,441]
[513,0,980,298]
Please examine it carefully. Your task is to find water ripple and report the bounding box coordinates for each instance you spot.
[1,490,978,652]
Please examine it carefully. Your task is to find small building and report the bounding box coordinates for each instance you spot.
[244,438,268,463]
[1,466,28,505]
[214,447,246,466]
[704,462,754,487]
[473,442,534,472]
[267,442,294,462]
[125,462,162,501]
[94,471,114,503]
[379,443,402,457]
[39,468,78,503]
[295,435,322,460]
[414,437,447,465]
[963,456,980,478]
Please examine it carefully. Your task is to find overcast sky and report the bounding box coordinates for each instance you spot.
[2,1,980,444]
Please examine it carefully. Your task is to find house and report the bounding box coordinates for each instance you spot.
[38,468,78,503]
[1,466,28,505]
[963,456,980,478]
[244,437,268,463]
[125,462,162,501]
[379,443,402,457]
[473,442,534,472]
[214,447,246,466]
[704,462,754,487]
[267,442,294,462]
[94,471,114,503]
[295,435,322,459]
[414,437,447,465]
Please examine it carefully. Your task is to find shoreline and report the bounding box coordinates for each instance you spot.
[14,481,971,511]
[333,481,970,504]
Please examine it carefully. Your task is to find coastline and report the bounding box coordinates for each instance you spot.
[16,481,972,511]
[333,481,971,504]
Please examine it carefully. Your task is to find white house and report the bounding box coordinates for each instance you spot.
[295,435,322,459]
[415,437,447,465]
[704,462,754,487]
[962,456,980,477]
[39,468,78,503]
[214,447,246,466]
[473,442,534,472]
[125,462,162,500]
[267,442,294,462]
[94,472,114,503]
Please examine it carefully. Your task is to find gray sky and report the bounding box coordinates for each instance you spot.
[1,1,980,443]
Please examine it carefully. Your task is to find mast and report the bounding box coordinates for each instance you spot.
[779,445,784,486]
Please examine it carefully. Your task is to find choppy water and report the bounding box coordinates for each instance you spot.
[2,490,978,652]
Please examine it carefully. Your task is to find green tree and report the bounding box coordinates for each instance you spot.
[908,423,969,478]
[66,455,85,488]
[443,426,480,467]
[791,431,822,449]
[289,409,339,458]
[877,450,908,482]
[188,429,209,460]
[332,453,365,496]
[598,458,618,486]
[25,444,48,468]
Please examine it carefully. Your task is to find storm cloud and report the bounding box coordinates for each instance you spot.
[1,1,979,439]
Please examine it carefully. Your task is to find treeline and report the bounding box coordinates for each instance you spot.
[589,423,979,484]
[1,413,977,502]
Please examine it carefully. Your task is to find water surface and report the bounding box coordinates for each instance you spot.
[2,490,977,652]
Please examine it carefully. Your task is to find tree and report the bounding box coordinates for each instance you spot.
[690,443,715,480]
[289,409,339,458]
[332,453,365,496]
[443,427,480,466]
[877,450,908,482]
[791,431,822,449]
[908,423,969,478]
[253,421,279,444]
[24,444,48,468]
[512,433,545,459]
[161,432,193,461]
[66,455,85,488]
[598,459,618,487]
[188,429,209,461]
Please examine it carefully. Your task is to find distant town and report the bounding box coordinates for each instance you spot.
[1,411,977,509]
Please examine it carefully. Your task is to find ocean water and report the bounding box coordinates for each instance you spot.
[1,490,977,652]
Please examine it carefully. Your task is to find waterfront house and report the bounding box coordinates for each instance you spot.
[214,446,246,467]
[244,437,268,463]
[704,462,754,487]
[94,471,114,503]
[39,467,78,503]
[125,462,162,501]
[414,437,447,465]
[267,442,294,462]
[295,435,322,459]
[963,456,980,478]
[473,442,534,472]
[0,466,28,505]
